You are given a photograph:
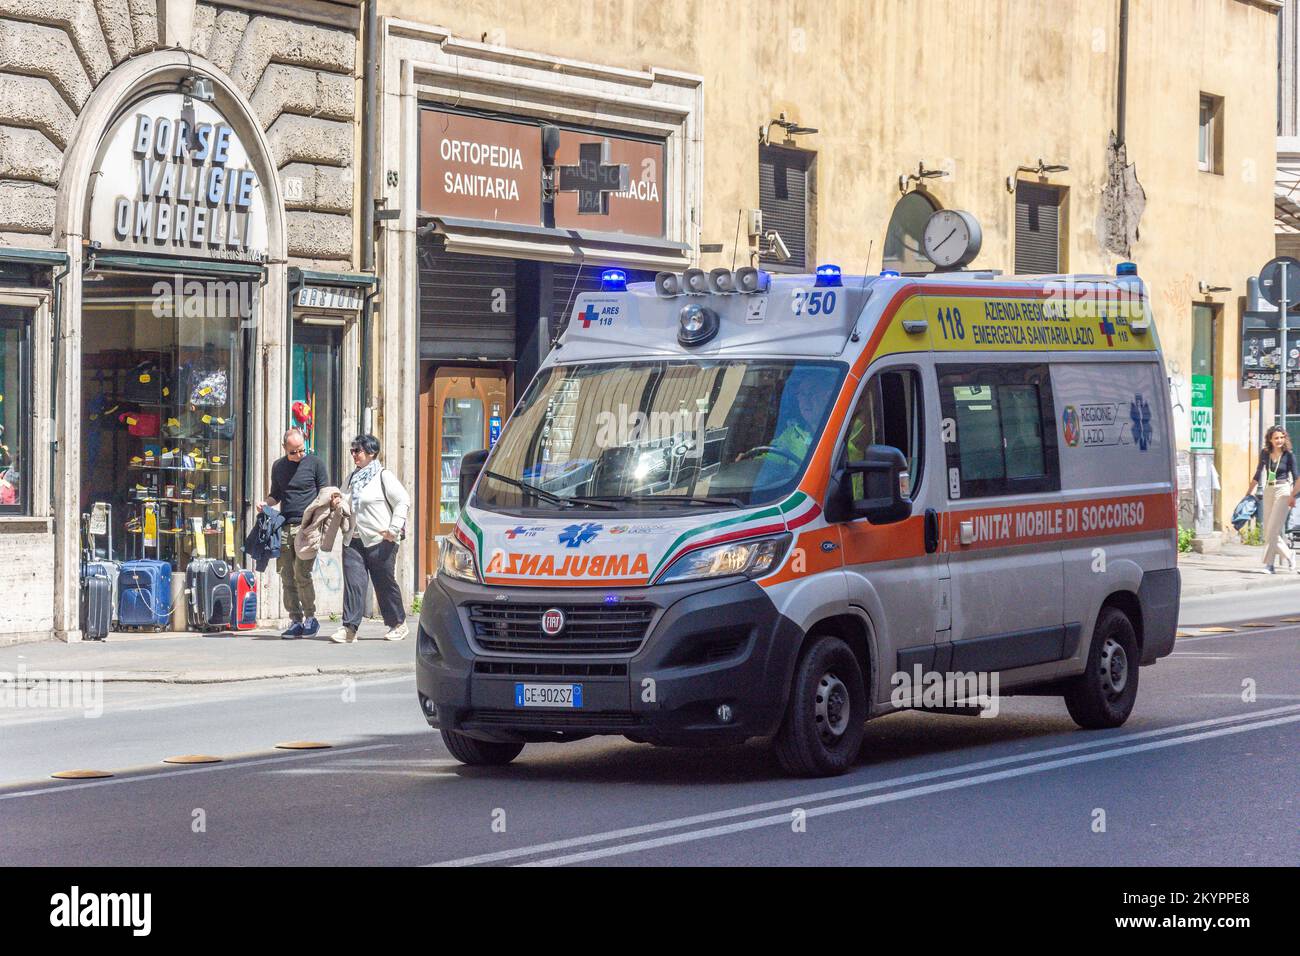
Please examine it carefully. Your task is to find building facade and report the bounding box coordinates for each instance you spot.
[0,0,370,642]
[372,0,1278,598]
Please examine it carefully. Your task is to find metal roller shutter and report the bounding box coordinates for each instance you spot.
[759,145,810,269]
[1014,183,1063,275]
[418,240,517,361]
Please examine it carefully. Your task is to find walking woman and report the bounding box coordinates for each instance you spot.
[331,435,412,642]
[1245,425,1298,573]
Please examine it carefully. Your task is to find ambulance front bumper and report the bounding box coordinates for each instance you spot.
[415,573,804,745]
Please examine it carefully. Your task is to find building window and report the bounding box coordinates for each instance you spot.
[759,145,812,270]
[937,363,1060,499]
[0,304,32,514]
[1014,182,1066,275]
[883,192,939,274]
[1199,94,1223,174]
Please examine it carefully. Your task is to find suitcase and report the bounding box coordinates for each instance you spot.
[80,565,112,641]
[82,506,121,627]
[186,558,232,631]
[117,559,173,631]
[231,570,258,630]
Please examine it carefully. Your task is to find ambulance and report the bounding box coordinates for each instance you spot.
[416,214,1180,777]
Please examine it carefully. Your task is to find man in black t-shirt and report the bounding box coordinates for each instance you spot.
[262,428,328,638]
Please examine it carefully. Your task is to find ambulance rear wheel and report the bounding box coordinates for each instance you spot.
[440,729,525,766]
[773,635,866,777]
[1064,607,1139,729]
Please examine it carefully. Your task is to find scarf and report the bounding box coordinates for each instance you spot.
[350,459,383,514]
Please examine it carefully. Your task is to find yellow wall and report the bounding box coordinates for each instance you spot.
[381,0,1278,527]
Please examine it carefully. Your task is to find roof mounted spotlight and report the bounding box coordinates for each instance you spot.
[678,304,720,347]
[733,267,771,294]
[707,268,738,293]
[654,272,683,297]
[682,268,710,295]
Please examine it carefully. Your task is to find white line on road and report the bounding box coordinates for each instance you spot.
[519,712,1300,866]
[429,703,1300,867]
[0,743,397,801]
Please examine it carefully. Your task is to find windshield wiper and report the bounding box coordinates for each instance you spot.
[585,494,745,508]
[481,470,618,510]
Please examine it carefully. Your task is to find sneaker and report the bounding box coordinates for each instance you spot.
[301,617,320,637]
[329,626,356,644]
[281,621,304,639]
[384,623,409,642]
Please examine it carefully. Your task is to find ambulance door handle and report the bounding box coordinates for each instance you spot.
[959,519,975,546]
[924,509,939,554]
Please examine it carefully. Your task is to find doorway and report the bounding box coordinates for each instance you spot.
[419,365,509,581]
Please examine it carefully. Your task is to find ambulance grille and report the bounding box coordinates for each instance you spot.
[466,603,655,656]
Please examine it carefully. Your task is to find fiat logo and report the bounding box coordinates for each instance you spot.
[540,607,565,636]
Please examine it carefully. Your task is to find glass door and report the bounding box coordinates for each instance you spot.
[291,323,342,481]
[420,365,507,581]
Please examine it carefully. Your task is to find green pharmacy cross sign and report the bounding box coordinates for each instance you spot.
[556,141,630,215]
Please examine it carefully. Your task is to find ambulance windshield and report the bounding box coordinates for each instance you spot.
[476,359,845,512]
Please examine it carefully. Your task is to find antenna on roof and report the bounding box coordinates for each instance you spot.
[729,209,743,273]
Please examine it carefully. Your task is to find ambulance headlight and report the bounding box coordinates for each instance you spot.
[657,533,792,584]
[678,304,720,347]
[438,536,480,583]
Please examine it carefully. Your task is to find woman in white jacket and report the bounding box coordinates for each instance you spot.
[330,434,412,643]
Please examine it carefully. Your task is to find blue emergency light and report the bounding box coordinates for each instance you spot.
[879,269,900,278]
[814,264,843,287]
[600,268,628,291]
[1116,262,1138,276]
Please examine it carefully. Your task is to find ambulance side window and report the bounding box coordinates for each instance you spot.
[937,363,1060,498]
[846,368,923,500]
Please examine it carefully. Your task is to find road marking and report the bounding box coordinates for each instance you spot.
[428,703,1300,867]
[0,743,395,801]
[518,712,1300,867]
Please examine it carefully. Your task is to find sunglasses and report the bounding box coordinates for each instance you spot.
[285,447,306,457]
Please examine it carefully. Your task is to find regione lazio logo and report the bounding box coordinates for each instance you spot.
[1062,405,1080,447]
[559,522,602,548]
[541,607,566,636]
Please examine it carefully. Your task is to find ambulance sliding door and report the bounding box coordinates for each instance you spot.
[937,360,1066,680]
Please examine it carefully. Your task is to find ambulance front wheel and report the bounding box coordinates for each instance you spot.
[440,729,525,766]
[1064,607,1140,729]
[773,634,866,777]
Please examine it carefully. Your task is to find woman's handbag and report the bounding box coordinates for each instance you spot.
[188,368,228,407]
[1231,493,1261,530]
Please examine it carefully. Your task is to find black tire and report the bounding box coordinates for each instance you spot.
[773,635,867,777]
[1064,606,1140,729]
[440,729,525,766]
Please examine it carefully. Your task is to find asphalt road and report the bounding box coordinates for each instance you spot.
[1,597,1296,867]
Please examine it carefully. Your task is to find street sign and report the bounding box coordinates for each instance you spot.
[1258,256,1300,311]
[1190,374,1213,449]
[556,140,630,215]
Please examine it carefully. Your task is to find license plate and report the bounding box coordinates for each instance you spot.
[514,683,583,708]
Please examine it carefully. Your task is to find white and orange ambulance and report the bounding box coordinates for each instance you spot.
[417,234,1180,777]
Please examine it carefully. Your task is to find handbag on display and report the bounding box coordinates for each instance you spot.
[118,411,160,438]
[123,360,165,404]
[200,412,235,440]
[189,367,229,407]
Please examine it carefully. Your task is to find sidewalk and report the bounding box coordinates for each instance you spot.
[0,619,414,684]
[1178,538,1300,597]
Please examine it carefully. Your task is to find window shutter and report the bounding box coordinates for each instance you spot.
[759,145,810,269]
[418,241,517,361]
[1014,183,1062,274]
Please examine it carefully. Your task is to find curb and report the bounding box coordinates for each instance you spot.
[89,664,414,684]
[1181,574,1300,598]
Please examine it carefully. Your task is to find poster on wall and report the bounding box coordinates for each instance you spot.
[87,92,270,262]
[1189,374,1214,449]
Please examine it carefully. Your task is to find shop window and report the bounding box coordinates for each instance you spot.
[291,323,342,479]
[883,192,939,274]
[81,273,253,568]
[938,363,1059,498]
[0,305,32,515]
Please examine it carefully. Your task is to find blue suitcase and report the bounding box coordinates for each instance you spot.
[117,559,173,631]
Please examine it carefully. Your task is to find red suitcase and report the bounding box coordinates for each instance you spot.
[231,570,258,630]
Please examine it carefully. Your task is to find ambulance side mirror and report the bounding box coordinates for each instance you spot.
[843,445,912,525]
[459,449,489,508]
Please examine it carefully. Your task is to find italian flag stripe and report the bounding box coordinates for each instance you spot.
[651,491,819,577]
